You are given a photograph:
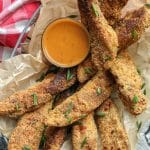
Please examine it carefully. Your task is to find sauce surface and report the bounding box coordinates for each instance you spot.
[42,18,89,67]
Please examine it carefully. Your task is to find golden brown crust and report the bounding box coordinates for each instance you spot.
[99,0,128,26]
[44,72,111,127]
[44,127,66,150]
[96,99,129,150]
[8,102,52,150]
[77,56,97,83]
[115,6,150,50]
[0,70,77,118]
[78,0,118,69]
[110,51,147,115]
[72,113,98,150]
[0,74,55,118]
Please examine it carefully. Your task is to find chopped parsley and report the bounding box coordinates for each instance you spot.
[16,103,20,111]
[66,69,74,81]
[96,87,102,96]
[84,67,93,74]
[132,95,139,104]
[91,3,99,17]
[67,15,78,18]
[64,102,74,123]
[131,29,138,39]
[22,145,31,150]
[36,73,45,82]
[143,89,146,95]
[81,137,87,148]
[137,68,141,75]
[74,120,83,126]
[136,121,142,132]
[145,3,150,8]
[96,111,105,117]
[141,83,145,89]
[80,114,87,119]
[32,93,38,106]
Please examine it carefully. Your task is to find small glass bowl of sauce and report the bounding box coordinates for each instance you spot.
[42,18,90,68]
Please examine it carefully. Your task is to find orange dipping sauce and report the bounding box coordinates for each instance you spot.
[42,18,89,67]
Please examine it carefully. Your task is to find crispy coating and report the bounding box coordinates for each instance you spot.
[0,74,55,118]
[0,69,76,118]
[44,72,111,127]
[115,6,150,50]
[78,0,118,70]
[72,113,98,150]
[8,102,52,150]
[99,0,128,26]
[43,86,76,150]
[110,51,147,114]
[96,99,129,150]
[44,127,66,150]
[77,56,97,83]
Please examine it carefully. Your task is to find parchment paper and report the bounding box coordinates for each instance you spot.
[0,0,150,150]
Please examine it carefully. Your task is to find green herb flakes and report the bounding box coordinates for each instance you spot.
[64,102,74,123]
[84,67,93,74]
[16,103,20,111]
[66,69,74,81]
[32,93,38,106]
[96,87,102,96]
[143,89,146,95]
[96,111,105,117]
[145,3,150,8]
[81,137,87,148]
[91,3,99,17]
[137,68,141,75]
[141,83,145,89]
[132,95,139,104]
[136,121,142,132]
[80,114,87,119]
[131,29,138,39]
[36,73,45,82]
[74,120,83,126]
[22,145,31,150]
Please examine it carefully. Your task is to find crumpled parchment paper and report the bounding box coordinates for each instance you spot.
[0,0,150,150]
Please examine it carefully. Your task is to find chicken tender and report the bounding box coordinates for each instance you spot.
[78,0,118,69]
[0,69,76,118]
[77,56,97,83]
[43,85,77,149]
[72,113,98,150]
[110,51,147,114]
[115,6,150,50]
[44,72,111,127]
[99,0,128,26]
[96,99,129,150]
[8,102,52,150]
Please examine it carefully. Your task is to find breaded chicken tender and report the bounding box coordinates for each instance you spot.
[110,51,147,114]
[99,0,128,26]
[78,0,118,69]
[44,72,111,127]
[0,69,76,118]
[72,113,98,150]
[77,56,97,83]
[43,87,76,150]
[96,99,129,150]
[115,6,150,50]
[8,102,52,150]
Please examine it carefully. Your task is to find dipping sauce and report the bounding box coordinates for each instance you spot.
[42,18,89,67]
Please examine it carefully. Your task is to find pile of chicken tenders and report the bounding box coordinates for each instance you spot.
[1,0,150,149]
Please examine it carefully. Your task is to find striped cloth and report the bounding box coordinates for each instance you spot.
[0,0,40,61]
